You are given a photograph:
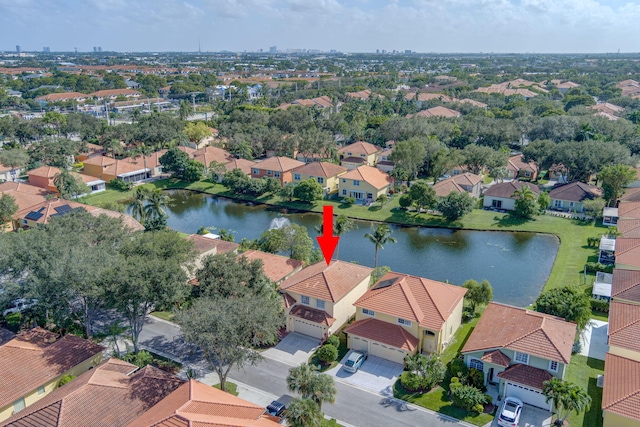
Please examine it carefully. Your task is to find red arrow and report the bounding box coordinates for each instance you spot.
[316,205,339,265]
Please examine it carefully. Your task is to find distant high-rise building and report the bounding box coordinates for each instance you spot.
[98,47,102,52]
[16,45,21,53]
[376,49,380,54]
[43,47,50,53]
[269,46,277,53]
[405,50,412,54]
[381,49,386,54]
[93,47,97,52]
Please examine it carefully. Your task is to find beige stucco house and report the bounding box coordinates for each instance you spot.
[292,162,347,194]
[339,165,393,202]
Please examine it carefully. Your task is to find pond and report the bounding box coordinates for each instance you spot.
[163,190,559,307]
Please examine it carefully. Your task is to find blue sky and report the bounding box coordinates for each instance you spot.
[1,0,639,53]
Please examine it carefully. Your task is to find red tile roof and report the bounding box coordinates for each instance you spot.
[192,147,234,168]
[338,141,381,156]
[618,201,640,220]
[0,328,104,411]
[481,350,511,367]
[433,179,465,198]
[617,219,640,238]
[620,188,640,203]
[497,363,553,390]
[0,182,50,212]
[409,106,461,118]
[354,272,467,331]
[615,238,640,268]
[341,165,393,190]
[462,302,576,364]
[602,353,640,421]
[253,156,304,173]
[292,162,347,178]
[609,300,640,353]
[344,318,419,351]
[224,158,256,175]
[507,154,538,174]
[89,89,141,98]
[612,269,640,303]
[35,92,87,102]
[240,250,303,283]
[279,260,372,303]
[289,305,336,327]
[186,234,239,255]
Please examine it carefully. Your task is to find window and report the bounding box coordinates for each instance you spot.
[525,171,531,177]
[342,179,346,183]
[300,295,310,305]
[342,189,347,196]
[316,299,325,310]
[362,308,375,316]
[317,177,324,184]
[360,154,365,158]
[252,168,259,174]
[424,330,435,336]
[397,318,412,326]
[353,180,360,186]
[13,398,25,414]
[514,351,529,364]
[37,386,45,395]
[274,171,280,177]
[294,174,301,181]
[491,200,502,209]
[266,170,272,175]
[554,200,562,208]
[569,201,574,207]
[549,360,559,372]
[469,359,484,371]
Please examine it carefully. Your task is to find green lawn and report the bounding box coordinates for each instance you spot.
[213,381,239,396]
[565,355,604,427]
[322,419,344,427]
[151,311,175,322]
[590,309,609,322]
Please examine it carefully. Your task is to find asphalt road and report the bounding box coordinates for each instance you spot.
[139,315,476,427]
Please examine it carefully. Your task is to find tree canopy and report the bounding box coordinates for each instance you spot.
[534,285,591,330]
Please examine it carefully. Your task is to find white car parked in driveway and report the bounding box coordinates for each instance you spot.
[497,396,523,427]
[2,298,37,316]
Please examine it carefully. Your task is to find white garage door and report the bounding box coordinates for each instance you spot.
[370,341,407,364]
[504,382,551,410]
[292,318,324,339]
[350,336,369,352]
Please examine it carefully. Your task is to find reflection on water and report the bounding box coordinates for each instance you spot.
[163,190,559,307]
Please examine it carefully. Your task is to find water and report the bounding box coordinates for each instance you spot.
[162,190,559,307]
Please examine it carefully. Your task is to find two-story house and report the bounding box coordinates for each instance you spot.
[344,272,466,364]
[292,162,347,195]
[338,141,381,169]
[339,165,393,202]
[278,261,373,341]
[250,156,305,186]
[461,302,577,411]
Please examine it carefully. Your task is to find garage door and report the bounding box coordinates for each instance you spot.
[292,318,324,339]
[350,336,369,352]
[370,341,407,364]
[504,382,551,410]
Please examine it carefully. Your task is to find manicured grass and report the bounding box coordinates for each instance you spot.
[213,381,239,396]
[590,309,609,322]
[151,311,175,322]
[565,355,604,427]
[321,419,344,427]
[309,331,349,372]
[442,316,480,365]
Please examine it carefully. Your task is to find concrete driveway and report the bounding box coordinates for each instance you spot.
[492,403,552,427]
[327,351,404,393]
[580,320,608,361]
[262,333,320,366]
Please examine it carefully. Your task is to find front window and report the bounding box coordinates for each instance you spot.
[316,299,325,310]
[549,360,559,372]
[362,308,374,316]
[266,170,272,175]
[514,351,529,365]
[252,168,259,174]
[317,177,324,184]
[38,386,45,395]
[294,174,301,181]
[13,398,25,414]
[353,180,360,186]
[491,200,502,208]
[397,318,412,326]
[274,171,280,177]
[554,200,562,208]
[342,189,347,196]
[300,295,310,305]
[469,359,484,371]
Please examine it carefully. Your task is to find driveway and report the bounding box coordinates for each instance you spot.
[327,351,404,393]
[262,332,320,366]
[580,320,608,361]
[491,403,552,427]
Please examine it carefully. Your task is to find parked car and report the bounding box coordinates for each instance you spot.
[2,298,37,317]
[266,394,293,418]
[343,350,368,373]
[497,396,523,427]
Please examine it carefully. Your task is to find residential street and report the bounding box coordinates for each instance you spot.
[138,315,476,427]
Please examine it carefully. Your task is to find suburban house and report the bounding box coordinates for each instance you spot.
[88,88,141,100]
[339,165,394,202]
[28,166,105,195]
[338,141,381,168]
[186,234,239,272]
[250,156,305,185]
[191,146,234,171]
[482,181,541,211]
[278,260,373,340]
[602,353,640,427]
[34,92,87,104]
[0,163,25,182]
[83,156,150,184]
[344,272,466,363]
[0,358,184,427]
[614,238,640,271]
[458,98,488,108]
[548,182,602,212]
[0,328,104,422]
[127,379,282,427]
[0,182,50,214]
[239,250,303,284]
[224,158,256,177]
[506,154,538,180]
[292,162,347,194]
[376,147,394,173]
[407,106,462,118]
[433,172,482,198]
[461,303,576,411]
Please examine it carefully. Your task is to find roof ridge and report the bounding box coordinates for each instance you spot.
[322,270,335,302]
[398,278,423,322]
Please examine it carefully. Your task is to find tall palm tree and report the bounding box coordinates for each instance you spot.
[308,373,336,410]
[543,378,591,426]
[286,364,336,411]
[334,215,356,260]
[364,223,397,268]
[284,398,322,427]
[129,187,150,223]
[144,189,169,222]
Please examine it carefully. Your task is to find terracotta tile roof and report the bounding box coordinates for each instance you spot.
[338,141,381,156]
[240,250,302,283]
[481,350,511,367]
[186,234,239,255]
[191,147,234,168]
[620,188,640,203]
[346,90,372,100]
[292,162,346,178]
[341,165,393,190]
[35,92,87,102]
[609,300,640,353]
[83,156,117,167]
[279,260,372,303]
[415,93,454,102]
[28,165,61,180]
[0,328,104,411]
[618,201,640,220]
[288,305,336,327]
[281,293,297,309]
[89,89,141,97]
[507,155,538,174]
[127,379,281,427]
[612,269,640,303]
[1,359,184,427]
[253,157,304,173]
[410,106,461,118]
[340,156,367,165]
[123,150,167,170]
[548,182,602,203]
[354,271,467,331]
[462,302,576,364]
[451,172,482,187]
[14,199,90,225]
[617,219,640,238]
[433,179,465,198]
[615,238,640,268]
[344,318,419,351]
[602,353,640,421]
[483,181,541,199]
[88,207,145,232]
[224,159,256,175]
[457,98,487,108]
[0,182,50,212]
[497,363,553,390]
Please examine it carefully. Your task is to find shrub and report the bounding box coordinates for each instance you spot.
[4,312,22,332]
[58,374,76,387]
[572,339,582,355]
[450,385,487,412]
[398,194,413,209]
[122,350,154,368]
[591,298,610,313]
[584,262,614,274]
[316,344,338,364]
[108,178,132,191]
[325,335,340,348]
[472,403,485,414]
[469,368,486,392]
[343,197,356,205]
[450,358,469,381]
[400,371,424,392]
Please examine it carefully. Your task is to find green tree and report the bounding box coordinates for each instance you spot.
[129,187,150,224]
[53,169,90,199]
[144,189,169,225]
[280,183,296,202]
[159,147,190,178]
[538,192,551,212]
[376,194,389,206]
[534,285,591,330]
[258,224,315,262]
[286,364,337,410]
[462,279,493,313]
[364,223,397,267]
[513,184,538,219]
[450,384,486,413]
[176,294,283,392]
[389,137,428,183]
[316,344,338,364]
[184,121,212,142]
[184,159,204,182]
[194,252,272,298]
[599,164,637,205]
[542,378,592,427]
[208,160,227,184]
[403,353,446,392]
[179,100,192,120]
[437,191,475,221]
[293,178,323,202]
[583,198,606,219]
[285,398,323,427]
[408,180,437,211]
[0,193,18,225]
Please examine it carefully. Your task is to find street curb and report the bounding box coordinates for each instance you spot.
[149,313,179,326]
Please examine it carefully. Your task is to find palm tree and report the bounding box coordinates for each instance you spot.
[307,373,336,410]
[364,223,397,267]
[129,187,150,223]
[286,363,317,399]
[543,378,592,426]
[334,215,355,260]
[513,184,538,219]
[284,398,322,427]
[144,189,169,222]
[105,138,123,159]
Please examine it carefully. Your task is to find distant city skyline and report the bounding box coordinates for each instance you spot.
[1,0,639,54]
